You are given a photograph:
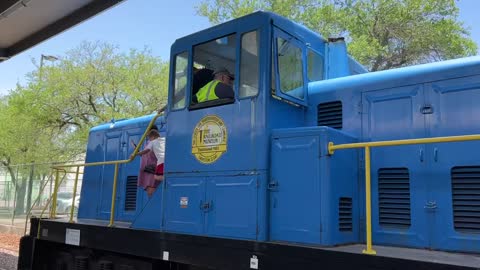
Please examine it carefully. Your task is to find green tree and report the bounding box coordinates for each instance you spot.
[197,0,477,71]
[22,41,169,153]
[0,92,66,214]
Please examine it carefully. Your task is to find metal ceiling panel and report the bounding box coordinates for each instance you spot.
[0,0,124,62]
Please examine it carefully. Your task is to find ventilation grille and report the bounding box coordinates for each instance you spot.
[452,166,480,233]
[378,168,411,228]
[119,265,135,270]
[339,197,353,231]
[124,176,137,211]
[74,256,89,270]
[317,101,342,129]
[98,261,113,270]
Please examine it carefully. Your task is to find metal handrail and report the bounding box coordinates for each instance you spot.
[328,134,480,255]
[45,110,163,228]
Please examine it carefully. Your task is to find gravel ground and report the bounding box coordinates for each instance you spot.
[0,248,17,270]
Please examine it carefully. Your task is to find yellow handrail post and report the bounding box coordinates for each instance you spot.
[109,163,119,227]
[362,146,376,255]
[50,169,60,218]
[69,166,81,223]
[328,134,480,255]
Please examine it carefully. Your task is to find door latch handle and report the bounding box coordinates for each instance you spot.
[424,201,437,209]
[199,201,213,212]
[421,105,434,114]
[419,149,424,162]
[434,148,438,162]
[268,181,279,190]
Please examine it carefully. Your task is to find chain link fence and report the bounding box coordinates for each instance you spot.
[0,162,83,230]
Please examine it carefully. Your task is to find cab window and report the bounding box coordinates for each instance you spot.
[307,49,324,82]
[191,34,236,107]
[239,30,259,98]
[172,52,188,110]
[277,37,304,100]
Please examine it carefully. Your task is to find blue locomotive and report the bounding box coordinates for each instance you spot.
[19,11,480,270]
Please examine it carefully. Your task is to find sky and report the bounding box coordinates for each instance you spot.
[0,0,479,96]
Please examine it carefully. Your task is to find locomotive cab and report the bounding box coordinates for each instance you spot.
[163,11,362,243]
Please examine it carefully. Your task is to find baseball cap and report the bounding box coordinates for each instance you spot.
[213,67,235,80]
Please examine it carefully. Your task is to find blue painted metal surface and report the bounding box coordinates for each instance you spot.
[205,175,259,239]
[131,185,164,230]
[164,177,205,235]
[270,127,359,245]
[78,114,165,223]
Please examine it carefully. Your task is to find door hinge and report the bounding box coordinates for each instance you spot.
[256,224,259,236]
[357,101,363,114]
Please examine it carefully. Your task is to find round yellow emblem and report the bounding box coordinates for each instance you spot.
[192,115,228,164]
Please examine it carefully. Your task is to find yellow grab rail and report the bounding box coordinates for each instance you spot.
[328,134,480,154]
[50,169,63,218]
[109,164,119,226]
[36,169,68,237]
[69,166,81,223]
[328,134,480,255]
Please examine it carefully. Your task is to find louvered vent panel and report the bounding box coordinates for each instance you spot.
[451,166,480,233]
[74,256,88,270]
[378,168,411,228]
[339,197,353,231]
[124,176,137,211]
[317,101,342,129]
[98,261,113,270]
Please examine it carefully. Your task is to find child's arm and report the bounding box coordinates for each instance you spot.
[130,148,151,159]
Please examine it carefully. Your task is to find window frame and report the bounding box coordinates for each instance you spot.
[167,49,192,111]
[238,29,261,100]
[307,48,326,82]
[273,28,308,106]
[188,33,238,110]
[170,50,191,112]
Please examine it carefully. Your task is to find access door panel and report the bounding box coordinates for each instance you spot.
[206,175,258,240]
[118,130,144,221]
[362,85,428,248]
[426,76,480,252]
[98,132,122,219]
[164,177,205,235]
[270,135,321,244]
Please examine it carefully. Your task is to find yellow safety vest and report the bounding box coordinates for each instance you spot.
[196,80,220,102]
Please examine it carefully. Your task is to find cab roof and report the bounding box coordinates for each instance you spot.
[171,11,366,73]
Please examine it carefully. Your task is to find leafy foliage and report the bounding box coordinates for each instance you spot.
[0,41,168,172]
[197,0,478,71]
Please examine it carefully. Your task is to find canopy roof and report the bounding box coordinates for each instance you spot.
[0,0,124,62]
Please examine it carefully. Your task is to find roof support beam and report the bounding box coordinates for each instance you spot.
[0,48,10,61]
[0,0,22,15]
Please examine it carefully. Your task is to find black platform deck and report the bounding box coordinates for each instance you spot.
[19,217,480,270]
